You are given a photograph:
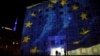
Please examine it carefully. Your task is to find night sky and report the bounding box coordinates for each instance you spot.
[0,0,47,39]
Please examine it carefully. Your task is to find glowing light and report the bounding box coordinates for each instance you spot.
[1,26,4,29]
[13,26,16,31]
[5,45,8,48]
[13,42,15,45]
[5,27,12,30]
[93,48,98,53]
[2,26,12,31]
[38,9,42,12]
[50,47,64,55]
[16,42,19,45]
[68,44,100,55]
[15,18,17,24]
[68,17,72,20]
[50,0,58,3]
[81,48,87,53]
[73,41,80,45]
[13,18,18,31]
[63,16,71,28]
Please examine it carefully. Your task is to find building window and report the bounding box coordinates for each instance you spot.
[52,7,56,10]
[38,21,42,25]
[60,40,65,45]
[46,8,49,12]
[67,10,72,13]
[59,5,63,9]
[39,15,42,18]
[75,2,79,6]
[46,14,49,17]
[39,9,42,13]
[51,40,55,45]
[93,47,98,53]
[67,4,71,7]
[81,48,87,54]
[60,11,63,15]
[34,11,36,14]
[85,6,90,11]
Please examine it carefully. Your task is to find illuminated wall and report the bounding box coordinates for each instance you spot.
[67,44,100,55]
[21,0,100,55]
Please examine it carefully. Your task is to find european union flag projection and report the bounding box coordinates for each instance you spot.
[21,0,100,55]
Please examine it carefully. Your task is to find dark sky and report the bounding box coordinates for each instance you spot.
[0,0,47,39]
[0,0,47,27]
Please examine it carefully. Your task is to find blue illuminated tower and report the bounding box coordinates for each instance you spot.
[13,17,18,31]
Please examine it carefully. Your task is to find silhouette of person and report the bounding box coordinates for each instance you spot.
[55,51,59,56]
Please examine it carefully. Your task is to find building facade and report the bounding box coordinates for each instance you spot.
[21,0,100,55]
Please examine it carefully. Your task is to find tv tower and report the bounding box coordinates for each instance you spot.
[13,17,18,31]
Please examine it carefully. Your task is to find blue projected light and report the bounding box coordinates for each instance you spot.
[21,0,100,55]
[68,17,72,20]
[13,18,17,31]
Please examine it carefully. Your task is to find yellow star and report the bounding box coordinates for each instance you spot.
[30,46,39,53]
[48,3,53,8]
[25,21,32,28]
[22,36,31,43]
[80,12,88,20]
[72,4,78,10]
[80,28,90,35]
[60,0,67,6]
[31,12,36,17]
[73,41,80,45]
